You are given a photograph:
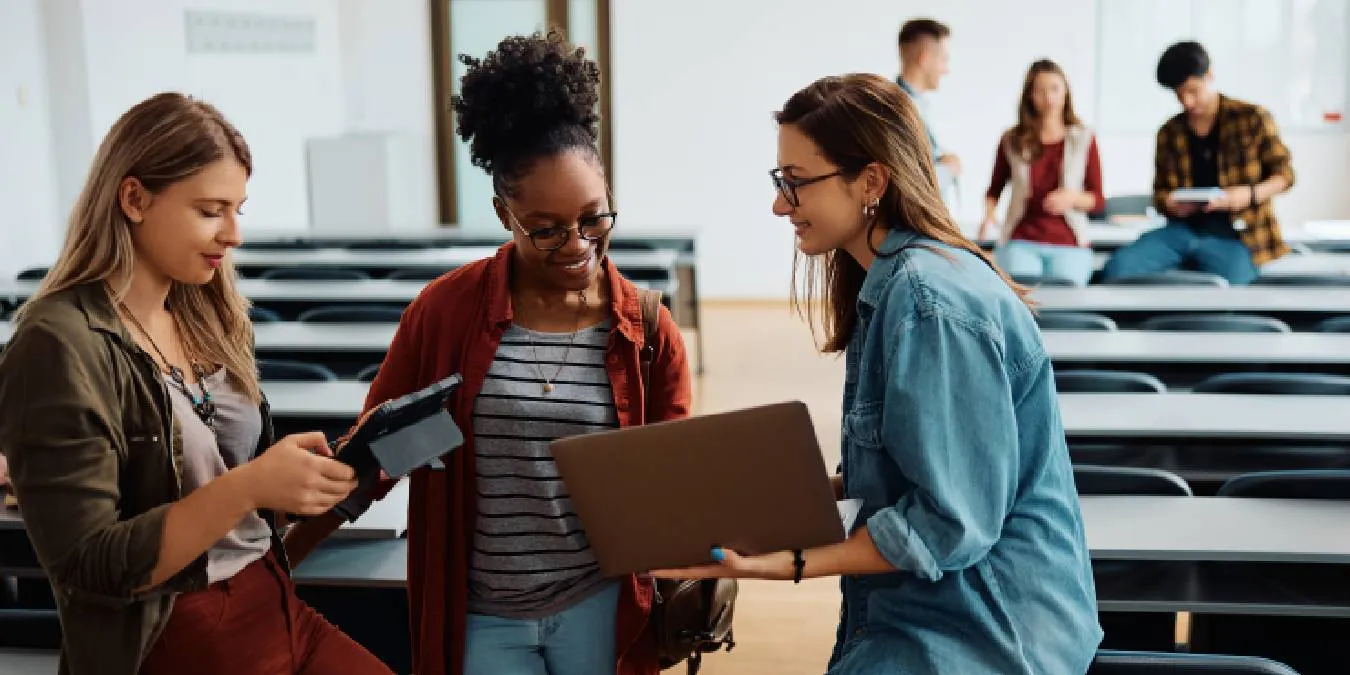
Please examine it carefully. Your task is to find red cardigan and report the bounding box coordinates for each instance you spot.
[364,243,693,675]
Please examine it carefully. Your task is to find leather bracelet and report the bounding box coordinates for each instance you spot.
[792,549,806,584]
[1250,183,1258,208]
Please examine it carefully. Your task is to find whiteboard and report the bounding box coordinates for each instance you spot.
[1097,0,1349,133]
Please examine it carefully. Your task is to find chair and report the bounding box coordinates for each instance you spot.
[1101,195,1154,221]
[388,268,451,282]
[257,359,338,382]
[247,306,283,323]
[1103,271,1229,287]
[1056,370,1167,394]
[1037,312,1118,331]
[1074,465,1192,496]
[357,363,381,383]
[258,267,370,282]
[1253,274,1350,286]
[1088,650,1300,674]
[1193,372,1350,396]
[1138,314,1291,333]
[1013,274,1078,287]
[297,305,405,324]
[15,268,47,281]
[1313,316,1350,333]
[1216,470,1350,499]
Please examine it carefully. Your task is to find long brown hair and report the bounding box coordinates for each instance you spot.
[1009,59,1081,161]
[776,73,1030,353]
[18,92,262,402]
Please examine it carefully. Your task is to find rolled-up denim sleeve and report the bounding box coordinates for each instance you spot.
[865,313,1019,581]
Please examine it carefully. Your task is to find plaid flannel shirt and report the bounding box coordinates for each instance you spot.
[1153,95,1296,265]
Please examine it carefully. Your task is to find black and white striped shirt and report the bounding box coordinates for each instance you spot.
[467,320,617,618]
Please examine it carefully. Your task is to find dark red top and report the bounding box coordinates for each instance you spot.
[365,243,692,675]
[987,137,1104,247]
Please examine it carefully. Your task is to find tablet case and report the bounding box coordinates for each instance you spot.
[331,373,465,521]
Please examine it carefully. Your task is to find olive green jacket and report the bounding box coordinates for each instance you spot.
[0,282,285,675]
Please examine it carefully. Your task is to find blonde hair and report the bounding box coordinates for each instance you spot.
[19,92,261,402]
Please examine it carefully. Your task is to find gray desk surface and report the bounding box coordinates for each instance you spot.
[1042,330,1350,363]
[1,276,669,304]
[1058,393,1350,441]
[233,247,679,272]
[1081,496,1350,564]
[0,505,21,530]
[0,321,399,353]
[1034,286,1350,313]
[261,383,1350,442]
[294,495,1350,588]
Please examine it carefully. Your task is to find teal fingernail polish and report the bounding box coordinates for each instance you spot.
[710,546,725,562]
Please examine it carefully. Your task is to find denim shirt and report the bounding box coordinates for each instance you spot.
[829,229,1102,674]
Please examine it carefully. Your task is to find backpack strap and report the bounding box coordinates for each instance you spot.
[636,289,663,422]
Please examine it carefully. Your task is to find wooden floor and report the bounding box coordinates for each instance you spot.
[686,301,846,675]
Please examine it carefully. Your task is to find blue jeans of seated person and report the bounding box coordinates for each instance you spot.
[996,240,1094,286]
[1101,221,1259,285]
[463,582,618,675]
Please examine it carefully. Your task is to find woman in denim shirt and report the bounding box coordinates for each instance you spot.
[656,73,1102,673]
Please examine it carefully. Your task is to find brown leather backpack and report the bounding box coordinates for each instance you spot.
[636,289,737,673]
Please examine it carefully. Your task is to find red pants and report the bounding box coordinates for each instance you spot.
[141,552,393,675]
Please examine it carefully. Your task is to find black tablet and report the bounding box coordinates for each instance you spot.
[330,373,465,522]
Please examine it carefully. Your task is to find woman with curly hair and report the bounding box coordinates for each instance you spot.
[284,30,692,675]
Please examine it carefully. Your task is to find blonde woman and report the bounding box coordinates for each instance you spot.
[0,93,392,675]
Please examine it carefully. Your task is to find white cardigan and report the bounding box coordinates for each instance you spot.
[998,125,1095,246]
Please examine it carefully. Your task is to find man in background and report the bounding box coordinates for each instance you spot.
[898,18,961,207]
[1102,41,1294,284]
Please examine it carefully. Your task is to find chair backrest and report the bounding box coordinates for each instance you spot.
[257,359,338,382]
[1074,465,1192,496]
[1013,274,1078,287]
[1056,369,1166,394]
[258,267,370,282]
[1103,270,1229,287]
[1037,311,1118,331]
[1101,195,1153,220]
[387,268,451,282]
[15,267,48,281]
[1217,469,1350,499]
[1089,649,1300,674]
[297,305,405,324]
[1314,315,1350,333]
[1253,274,1350,286]
[357,363,381,383]
[1193,372,1350,396]
[247,306,283,323]
[1138,314,1291,333]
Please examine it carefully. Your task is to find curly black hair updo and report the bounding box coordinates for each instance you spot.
[452,29,603,198]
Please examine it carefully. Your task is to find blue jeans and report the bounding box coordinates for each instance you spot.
[463,583,618,675]
[1101,222,1258,284]
[995,240,1094,286]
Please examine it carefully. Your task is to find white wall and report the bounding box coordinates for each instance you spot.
[611,0,1350,298]
[0,0,61,278]
[337,0,438,229]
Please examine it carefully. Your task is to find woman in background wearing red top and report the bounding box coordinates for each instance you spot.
[285,30,691,675]
[980,59,1104,286]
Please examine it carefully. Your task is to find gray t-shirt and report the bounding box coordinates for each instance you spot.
[166,368,271,584]
[467,320,618,619]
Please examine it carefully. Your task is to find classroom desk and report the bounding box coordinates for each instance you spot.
[1033,286,1350,329]
[242,227,698,256]
[233,247,679,279]
[0,321,398,356]
[980,221,1350,253]
[1043,330,1350,365]
[259,383,1350,444]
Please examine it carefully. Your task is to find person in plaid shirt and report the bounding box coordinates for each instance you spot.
[1102,41,1295,285]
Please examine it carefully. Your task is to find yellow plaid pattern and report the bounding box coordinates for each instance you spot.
[1152,96,1296,265]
